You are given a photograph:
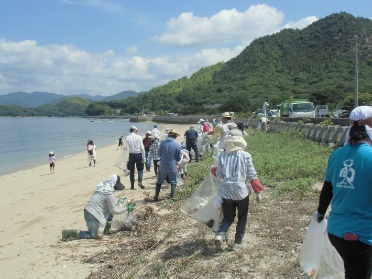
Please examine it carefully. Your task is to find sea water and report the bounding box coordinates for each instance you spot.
[0,117,158,176]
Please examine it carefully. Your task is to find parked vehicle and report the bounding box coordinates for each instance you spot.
[333,108,349,118]
[255,108,264,116]
[280,99,315,118]
[315,105,330,117]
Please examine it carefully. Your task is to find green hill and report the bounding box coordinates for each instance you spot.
[86,12,372,116]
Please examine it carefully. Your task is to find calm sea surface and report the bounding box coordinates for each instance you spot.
[0,117,157,177]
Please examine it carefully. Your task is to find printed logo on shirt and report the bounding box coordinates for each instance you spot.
[337,159,355,189]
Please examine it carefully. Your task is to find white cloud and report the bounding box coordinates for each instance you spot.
[126,45,138,54]
[0,5,319,96]
[153,4,285,47]
[283,16,318,29]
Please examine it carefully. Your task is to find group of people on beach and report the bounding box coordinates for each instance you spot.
[63,112,264,250]
[61,108,372,278]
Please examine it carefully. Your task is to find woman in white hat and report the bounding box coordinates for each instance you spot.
[315,106,372,278]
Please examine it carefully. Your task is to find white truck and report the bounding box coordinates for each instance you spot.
[315,105,330,117]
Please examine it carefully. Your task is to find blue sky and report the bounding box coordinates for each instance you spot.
[0,0,371,96]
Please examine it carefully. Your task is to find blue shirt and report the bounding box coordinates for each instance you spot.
[158,137,181,167]
[325,143,372,245]
[184,129,198,140]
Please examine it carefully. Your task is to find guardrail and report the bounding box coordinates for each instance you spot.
[131,115,349,149]
[261,122,349,149]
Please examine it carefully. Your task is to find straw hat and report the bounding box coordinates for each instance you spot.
[168,129,180,136]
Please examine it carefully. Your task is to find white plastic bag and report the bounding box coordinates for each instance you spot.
[317,233,344,279]
[180,172,219,216]
[114,146,130,176]
[191,198,222,232]
[299,212,327,278]
[111,211,137,232]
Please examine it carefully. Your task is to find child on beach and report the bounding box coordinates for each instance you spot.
[49,151,56,174]
[87,140,97,167]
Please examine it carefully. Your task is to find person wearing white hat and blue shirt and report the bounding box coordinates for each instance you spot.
[316,106,372,278]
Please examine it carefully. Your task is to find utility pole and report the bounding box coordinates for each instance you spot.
[355,36,359,108]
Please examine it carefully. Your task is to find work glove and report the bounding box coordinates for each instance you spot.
[117,197,127,205]
[250,179,263,193]
[125,205,134,212]
[256,193,262,203]
[314,211,325,223]
[211,166,217,177]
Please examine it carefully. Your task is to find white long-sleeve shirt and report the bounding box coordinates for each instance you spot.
[125,133,145,159]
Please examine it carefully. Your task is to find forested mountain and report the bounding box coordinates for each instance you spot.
[0,91,105,107]
[2,12,372,117]
[101,91,142,101]
[86,12,372,116]
[0,97,91,117]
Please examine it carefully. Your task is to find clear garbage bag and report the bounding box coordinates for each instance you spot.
[300,212,344,278]
[111,210,137,232]
[191,198,222,232]
[180,172,220,232]
[300,212,327,278]
[317,233,344,278]
[115,146,130,176]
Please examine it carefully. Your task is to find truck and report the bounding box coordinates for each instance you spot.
[280,99,315,118]
[315,105,330,117]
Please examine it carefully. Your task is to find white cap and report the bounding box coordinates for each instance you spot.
[130,126,137,130]
[198,119,205,123]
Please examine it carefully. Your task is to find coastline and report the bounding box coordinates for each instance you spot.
[0,123,191,279]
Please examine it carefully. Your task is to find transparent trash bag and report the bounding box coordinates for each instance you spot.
[317,233,344,279]
[300,213,345,278]
[180,172,220,232]
[111,210,137,232]
[300,213,327,278]
[114,147,130,176]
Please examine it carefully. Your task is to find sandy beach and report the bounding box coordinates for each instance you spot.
[0,123,191,279]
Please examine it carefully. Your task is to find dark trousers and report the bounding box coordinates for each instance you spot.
[127,153,144,182]
[218,196,249,244]
[186,139,199,162]
[328,233,372,279]
[153,159,159,174]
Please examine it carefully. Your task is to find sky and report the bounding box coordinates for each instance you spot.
[0,0,371,96]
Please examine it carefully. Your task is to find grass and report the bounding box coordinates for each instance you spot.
[177,128,332,199]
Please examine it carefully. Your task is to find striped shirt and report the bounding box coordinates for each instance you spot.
[216,149,257,200]
[149,140,160,160]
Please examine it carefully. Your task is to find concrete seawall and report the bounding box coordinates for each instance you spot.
[130,115,349,149]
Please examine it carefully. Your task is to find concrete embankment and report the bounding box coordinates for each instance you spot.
[129,115,349,149]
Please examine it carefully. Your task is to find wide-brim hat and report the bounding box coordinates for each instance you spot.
[130,126,137,130]
[114,175,125,191]
[49,151,54,155]
[198,119,205,123]
[220,112,233,118]
[168,129,180,136]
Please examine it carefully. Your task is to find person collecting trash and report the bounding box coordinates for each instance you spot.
[211,133,263,251]
[61,174,134,241]
[315,106,372,279]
